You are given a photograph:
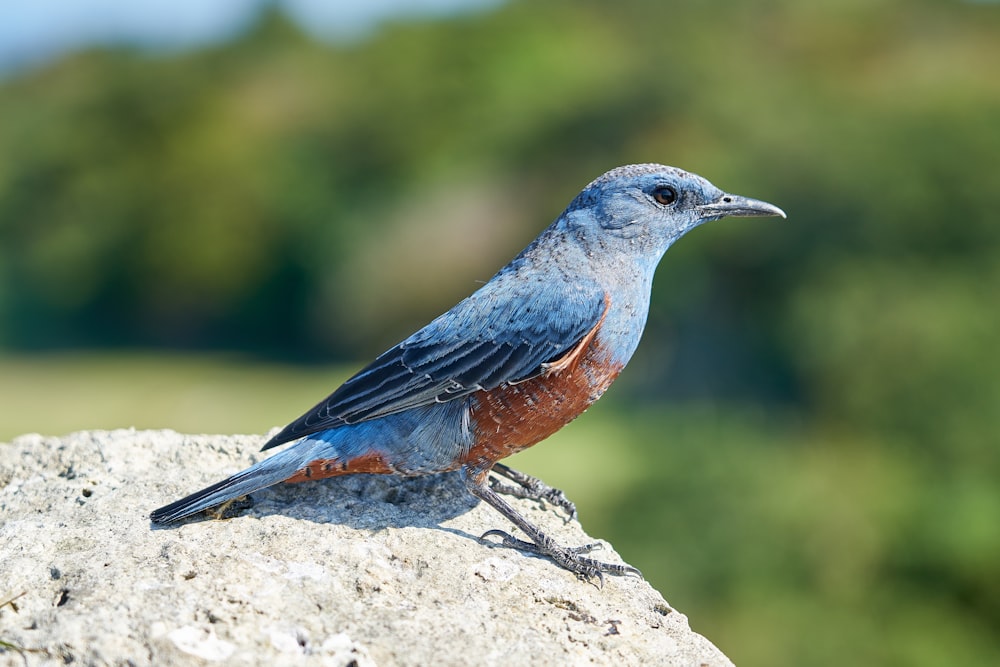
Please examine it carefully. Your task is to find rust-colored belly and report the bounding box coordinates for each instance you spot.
[465,340,622,470]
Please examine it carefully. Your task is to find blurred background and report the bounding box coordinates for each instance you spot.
[1,0,998,664]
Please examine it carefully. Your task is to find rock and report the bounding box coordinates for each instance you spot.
[0,429,734,666]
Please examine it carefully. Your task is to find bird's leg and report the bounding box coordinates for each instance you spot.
[488,462,578,523]
[464,467,641,586]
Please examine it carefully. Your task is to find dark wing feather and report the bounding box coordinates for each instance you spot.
[261,277,606,450]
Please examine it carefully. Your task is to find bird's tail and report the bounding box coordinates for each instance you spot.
[150,444,314,525]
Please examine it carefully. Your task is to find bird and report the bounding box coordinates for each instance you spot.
[150,163,785,583]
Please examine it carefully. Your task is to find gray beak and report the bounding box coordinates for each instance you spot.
[698,193,786,219]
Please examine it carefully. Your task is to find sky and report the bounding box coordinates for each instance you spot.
[0,0,501,76]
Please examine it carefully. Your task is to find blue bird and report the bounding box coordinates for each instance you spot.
[151,164,784,582]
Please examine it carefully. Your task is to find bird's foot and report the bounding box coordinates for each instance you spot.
[489,463,578,522]
[466,466,640,586]
[479,529,642,587]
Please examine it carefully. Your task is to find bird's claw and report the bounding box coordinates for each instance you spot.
[536,488,578,523]
[478,529,641,584]
[488,464,578,523]
[480,528,532,550]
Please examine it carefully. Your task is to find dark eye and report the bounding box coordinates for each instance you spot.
[652,186,677,206]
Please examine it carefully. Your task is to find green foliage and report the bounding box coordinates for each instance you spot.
[1,1,999,665]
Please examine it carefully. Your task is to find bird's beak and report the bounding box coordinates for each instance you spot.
[697,193,786,220]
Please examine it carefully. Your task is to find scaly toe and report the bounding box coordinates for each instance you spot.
[479,529,539,553]
[566,541,602,555]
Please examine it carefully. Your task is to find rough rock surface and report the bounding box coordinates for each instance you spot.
[0,429,733,666]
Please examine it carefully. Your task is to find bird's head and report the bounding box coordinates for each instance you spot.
[561,163,785,263]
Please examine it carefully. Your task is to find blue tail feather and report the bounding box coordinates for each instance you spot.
[150,445,315,524]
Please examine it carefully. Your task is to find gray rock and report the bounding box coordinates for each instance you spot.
[0,429,734,666]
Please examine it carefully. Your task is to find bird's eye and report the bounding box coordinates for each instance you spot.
[652,186,677,206]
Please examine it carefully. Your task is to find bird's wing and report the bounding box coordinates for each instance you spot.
[262,276,606,450]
